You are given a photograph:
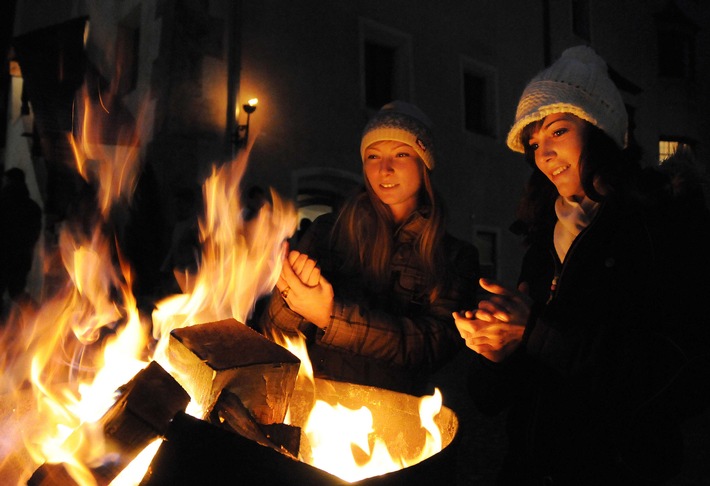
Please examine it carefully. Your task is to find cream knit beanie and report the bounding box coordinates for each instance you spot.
[360,101,436,170]
[506,45,628,153]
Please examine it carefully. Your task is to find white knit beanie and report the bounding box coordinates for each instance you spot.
[506,45,628,153]
[360,101,436,170]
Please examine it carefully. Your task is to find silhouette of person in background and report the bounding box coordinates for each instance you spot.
[242,184,269,221]
[122,163,165,308]
[294,217,311,243]
[161,185,201,294]
[0,168,42,317]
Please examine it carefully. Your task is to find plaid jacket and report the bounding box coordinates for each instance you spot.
[261,210,479,395]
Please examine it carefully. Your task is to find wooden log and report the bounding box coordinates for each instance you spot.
[28,361,190,486]
[99,360,191,451]
[209,388,301,458]
[168,318,300,424]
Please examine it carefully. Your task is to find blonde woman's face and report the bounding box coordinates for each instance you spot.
[528,113,587,200]
[363,140,423,223]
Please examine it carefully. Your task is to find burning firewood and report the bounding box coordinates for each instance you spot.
[209,388,301,458]
[167,318,300,424]
[28,361,190,486]
[96,360,190,454]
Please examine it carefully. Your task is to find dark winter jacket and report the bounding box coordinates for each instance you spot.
[262,210,479,396]
[469,190,710,485]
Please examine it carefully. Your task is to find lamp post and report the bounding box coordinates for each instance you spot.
[234,98,258,150]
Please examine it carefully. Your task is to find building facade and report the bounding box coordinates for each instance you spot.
[3,0,709,287]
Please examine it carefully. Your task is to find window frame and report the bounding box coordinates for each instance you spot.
[358,18,414,111]
[658,136,696,164]
[571,0,592,42]
[460,56,499,139]
[474,225,501,281]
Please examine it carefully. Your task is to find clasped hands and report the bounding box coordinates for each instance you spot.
[453,278,532,362]
[276,244,334,330]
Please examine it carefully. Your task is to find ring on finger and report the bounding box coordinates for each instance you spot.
[281,286,290,299]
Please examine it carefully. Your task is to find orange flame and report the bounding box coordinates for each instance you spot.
[1,84,150,485]
[276,333,444,483]
[68,83,144,218]
[0,78,443,486]
[108,439,162,486]
[150,153,297,368]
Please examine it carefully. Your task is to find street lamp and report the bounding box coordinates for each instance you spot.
[234,98,258,149]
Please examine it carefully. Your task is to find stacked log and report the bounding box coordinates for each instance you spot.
[28,318,303,484]
[28,361,190,486]
[167,318,301,425]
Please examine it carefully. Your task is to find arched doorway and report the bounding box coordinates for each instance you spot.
[291,167,362,241]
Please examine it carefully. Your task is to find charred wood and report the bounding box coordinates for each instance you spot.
[28,361,189,486]
[209,388,301,458]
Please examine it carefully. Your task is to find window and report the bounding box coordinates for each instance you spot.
[463,73,486,133]
[655,3,697,79]
[572,0,591,41]
[658,29,696,79]
[461,58,498,137]
[659,140,679,162]
[474,227,500,280]
[360,19,412,110]
[364,42,396,109]
[659,137,694,164]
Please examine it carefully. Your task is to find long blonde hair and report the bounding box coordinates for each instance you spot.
[332,162,447,301]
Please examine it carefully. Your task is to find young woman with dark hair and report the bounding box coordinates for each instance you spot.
[454,46,710,485]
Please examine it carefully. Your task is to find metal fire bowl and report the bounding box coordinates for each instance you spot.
[290,378,460,471]
[143,379,460,486]
[1,380,460,485]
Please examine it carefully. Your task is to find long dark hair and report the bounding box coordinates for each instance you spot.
[332,160,448,301]
[513,117,642,242]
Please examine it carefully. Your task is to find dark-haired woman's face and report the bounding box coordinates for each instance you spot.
[528,113,586,200]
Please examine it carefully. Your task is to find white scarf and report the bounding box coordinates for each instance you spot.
[554,196,599,262]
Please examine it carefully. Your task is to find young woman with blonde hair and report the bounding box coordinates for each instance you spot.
[261,101,479,395]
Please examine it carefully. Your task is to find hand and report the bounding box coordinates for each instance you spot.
[476,279,532,327]
[276,247,334,329]
[453,311,525,362]
[452,279,532,362]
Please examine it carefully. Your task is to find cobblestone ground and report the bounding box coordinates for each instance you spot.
[435,352,710,486]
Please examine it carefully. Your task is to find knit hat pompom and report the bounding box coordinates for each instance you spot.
[562,44,607,70]
[360,101,436,170]
[506,45,628,153]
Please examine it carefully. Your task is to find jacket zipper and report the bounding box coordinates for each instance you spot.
[546,202,604,304]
